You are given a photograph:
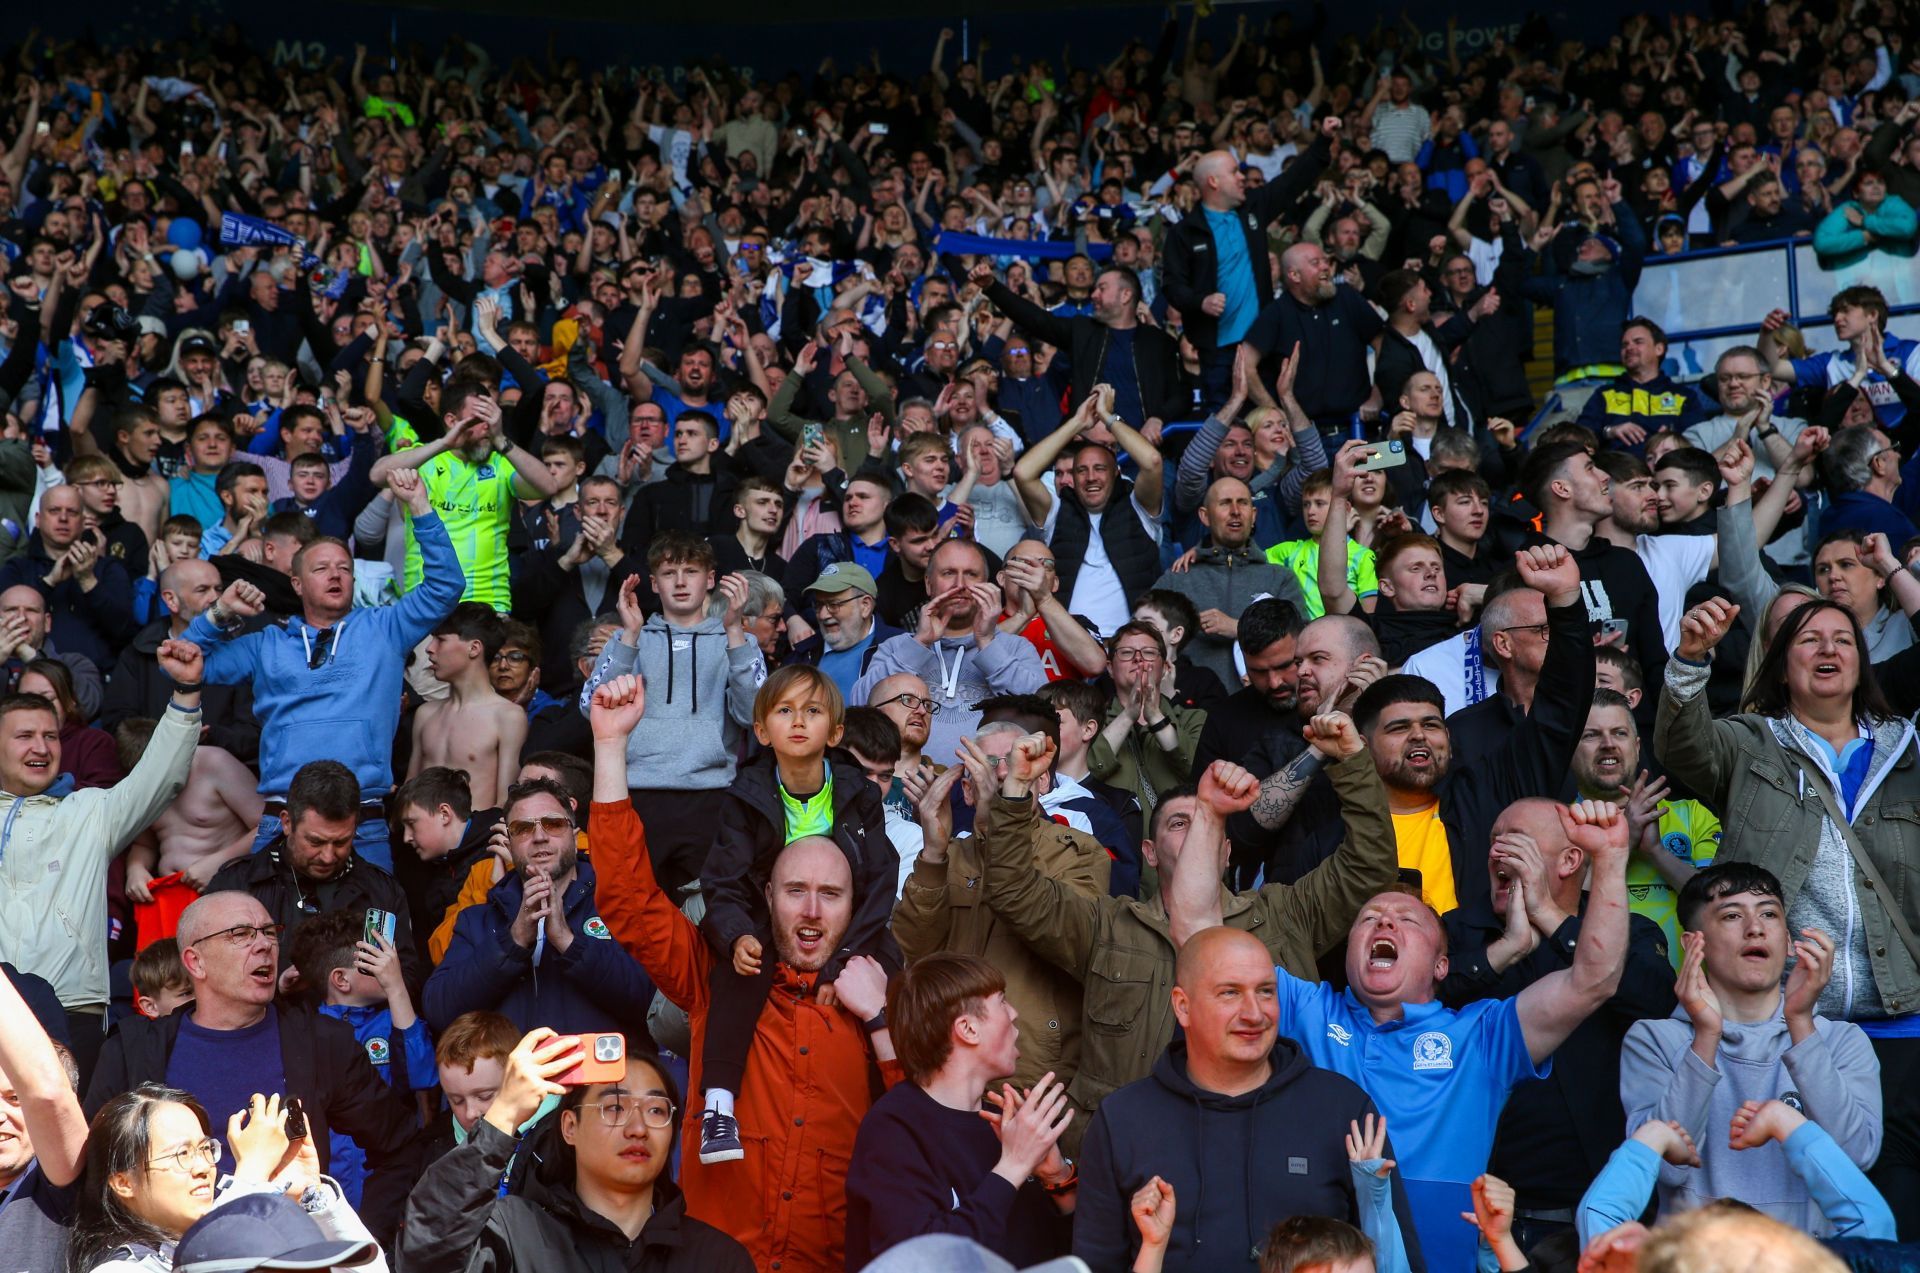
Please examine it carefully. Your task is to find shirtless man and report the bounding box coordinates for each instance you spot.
[111,406,172,541]
[869,671,938,775]
[409,601,526,810]
[116,720,266,893]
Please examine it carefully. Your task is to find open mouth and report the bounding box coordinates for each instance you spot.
[1813,661,1841,677]
[794,924,824,953]
[1368,937,1399,970]
[1741,942,1771,961]
[1403,745,1433,766]
[1593,751,1623,774]
[248,960,275,987]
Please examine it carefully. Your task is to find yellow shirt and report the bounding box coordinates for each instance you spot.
[1390,803,1459,914]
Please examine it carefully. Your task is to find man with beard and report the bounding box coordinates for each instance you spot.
[788,564,902,699]
[83,890,426,1242]
[1193,598,1304,773]
[424,771,655,1039]
[1266,800,1630,1262]
[1244,242,1384,436]
[202,755,417,978]
[1347,544,1593,917]
[1433,793,1676,1251]
[586,674,898,1273]
[371,381,568,612]
[1150,477,1305,688]
[1570,689,1720,966]
[870,672,938,777]
[854,539,1046,763]
[1232,612,1387,886]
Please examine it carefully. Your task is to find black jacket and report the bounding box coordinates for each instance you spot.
[1440,899,1677,1209]
[512,543,644,695]
[1161,134,1333,351]
[700,751,900,981]
[396,808,501,964]
[204,839,422,996]
[620,461,740,552]
[1074,1038,1424,1273]
[1429,598,1596,916]
[396,1116,753,1273]
[84,1001,425,1242]
[983,282,1187,426]
[99,618,261,762]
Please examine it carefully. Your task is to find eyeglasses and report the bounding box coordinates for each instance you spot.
[509,814,575,839]
[1718,371,1766,383]
[492,650,533,665]
[1112,649,1164,664]
[73,478,123,489]
[579,1096,677,1128]
[148,1137,223,1174]
[875,692,941,716]
[307,626,336,670]
[1009,557,1056,570]
[814,593,868,613]
[1498,623,1552,640]
[189,923,285,949]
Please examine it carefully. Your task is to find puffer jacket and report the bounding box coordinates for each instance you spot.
[978,751,1399,1119]
[396,1117,752,1273]
[1655,656,1920,1019]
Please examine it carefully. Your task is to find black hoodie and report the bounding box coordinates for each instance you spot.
[1073,1038,1425,1273]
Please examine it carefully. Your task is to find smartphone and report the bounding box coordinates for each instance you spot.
[1600,617,1629,642]
[556,1033,627,1086]
[233,318,250,336]
[180,140,194,157]
[870,122,890,136]
[364,908,397,947]
[283,1097,308,1142]
[801,422,825,450]
[1354,440,1408,472]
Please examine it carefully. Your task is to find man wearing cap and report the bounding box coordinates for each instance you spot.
[171,1189,381,1273]
[1523,178,1647,378]
[788,562,904,699]
[1164,119,1340,410]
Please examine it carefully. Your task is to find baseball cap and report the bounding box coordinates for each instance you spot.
[136,316,167,338]
[805,562,878,599]
[860,1235,1088,1273]
[178,333,218,359]
[173,1191,378,1272]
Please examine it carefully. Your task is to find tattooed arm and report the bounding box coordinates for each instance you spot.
[1248,747,1326,831]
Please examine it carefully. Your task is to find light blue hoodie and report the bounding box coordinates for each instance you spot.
[186,510,465,798]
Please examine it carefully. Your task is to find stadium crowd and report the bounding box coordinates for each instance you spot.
[2,1,1920,1270]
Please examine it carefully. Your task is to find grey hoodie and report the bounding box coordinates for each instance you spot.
[579,614,766,790]
[1619,999,1881,1235]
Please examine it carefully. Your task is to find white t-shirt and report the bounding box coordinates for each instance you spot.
[1638,531,1718,650]
[1041,488,1161,638]
[1406,329,1458,429]
[960,479,1032,558]
[1682,412,1810,566]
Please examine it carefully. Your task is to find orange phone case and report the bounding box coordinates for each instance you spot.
[555,1033,627,1086]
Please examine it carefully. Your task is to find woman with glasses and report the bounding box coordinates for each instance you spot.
[398,1029,751,1272]
[68,1086,384,1272]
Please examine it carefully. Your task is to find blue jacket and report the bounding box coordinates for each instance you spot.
[317,1000,435,1211]
[1821,489,1917,544]
[0,533,138,670]
[186,510,464,799]
[1523,204,1647,373]
[423,857,656,1040]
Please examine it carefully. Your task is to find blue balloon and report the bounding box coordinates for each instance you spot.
[166,219,202,250]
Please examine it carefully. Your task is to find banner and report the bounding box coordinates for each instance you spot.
[932,231,1113,263]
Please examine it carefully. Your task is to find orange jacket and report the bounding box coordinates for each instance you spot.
[589,800,900,1273]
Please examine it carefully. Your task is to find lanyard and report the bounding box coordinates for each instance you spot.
[0,796,26,872]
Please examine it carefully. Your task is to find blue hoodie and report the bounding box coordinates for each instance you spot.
[317,1000,436,1210]
[186,510,465,798]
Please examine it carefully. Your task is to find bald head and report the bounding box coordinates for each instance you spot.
[1194,149,1243,209]
[1175,925,1269,993]
[1490,797,1567,850]
[1281,243,1335,304]
[1305,613,1381,661]
[177,891,272,950]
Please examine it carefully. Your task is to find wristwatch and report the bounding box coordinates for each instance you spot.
[862,1009,887,1035]
[1142,716,1171,732]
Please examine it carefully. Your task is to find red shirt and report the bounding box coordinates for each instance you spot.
[1010,612,1099,682]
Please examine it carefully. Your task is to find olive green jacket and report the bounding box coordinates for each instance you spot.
[980,750,1400,1117]
[766,355,896,471]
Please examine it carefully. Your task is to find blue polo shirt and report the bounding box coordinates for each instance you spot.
[1203,207,1258,345]
[1276,970,1546,1183]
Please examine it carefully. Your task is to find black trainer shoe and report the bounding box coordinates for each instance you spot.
[699,1110,744,1164]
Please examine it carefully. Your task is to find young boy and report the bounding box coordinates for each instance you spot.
[410,602,529,811]
[1426,468,1497,593]
[895,433,962,528]
[1620,863,1880,1234]
[515,437,587,555]
[1131,589,1228,711]
[839,705,924,896]
[289,907,437,1208]
[434,1009,535,1145]
[696,663,898,1164]
[65,453,149,567]
[1265,470,1379,620]
[130,937,194,1019]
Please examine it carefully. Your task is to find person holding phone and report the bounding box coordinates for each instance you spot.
[396,1029,752,1272]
